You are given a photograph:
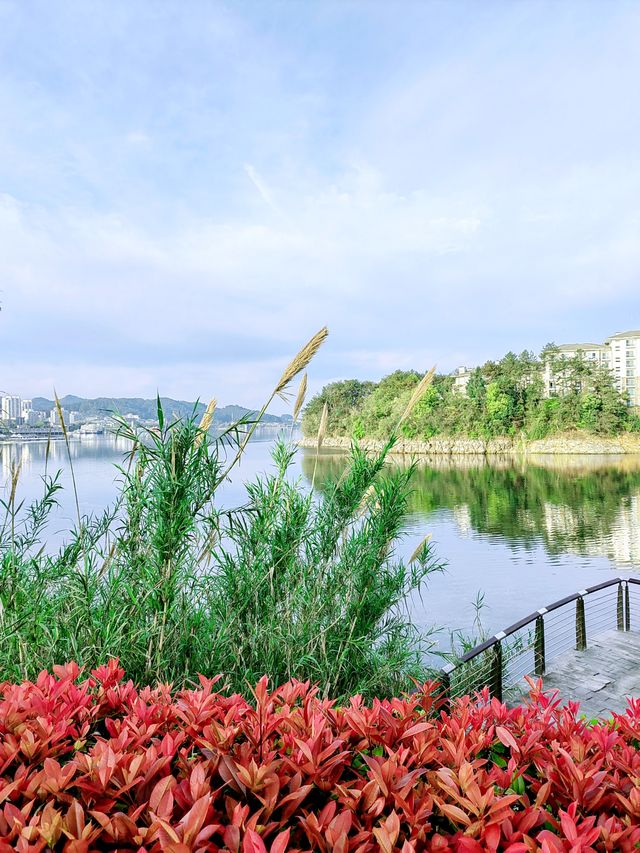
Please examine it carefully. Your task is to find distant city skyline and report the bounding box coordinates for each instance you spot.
[1,1,639,411]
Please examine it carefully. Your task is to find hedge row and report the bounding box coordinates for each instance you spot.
[0,662,639,851]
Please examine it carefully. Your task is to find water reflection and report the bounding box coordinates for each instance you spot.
[301,450,640,569]
[4,435,640,639]
[0,428,292,538]
[0,435,133,476]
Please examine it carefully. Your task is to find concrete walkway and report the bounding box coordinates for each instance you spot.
[519,630,640,718]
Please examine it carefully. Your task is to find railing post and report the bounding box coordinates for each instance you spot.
[439,665,453,710]
[625,581,631,631]
[618,581,625,631]
[491,635,504,701]
[576,594,587,651]
[534,613,546,675]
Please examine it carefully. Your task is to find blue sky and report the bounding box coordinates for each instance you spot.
[1,1,639,408]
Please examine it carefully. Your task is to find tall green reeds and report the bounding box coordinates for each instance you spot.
[0,332,442,697]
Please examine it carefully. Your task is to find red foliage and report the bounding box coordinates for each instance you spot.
[0,664,639,851]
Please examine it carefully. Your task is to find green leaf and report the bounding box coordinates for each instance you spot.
[156,394,164,430]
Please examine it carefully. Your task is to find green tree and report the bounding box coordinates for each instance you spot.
[303,345,634,442]
[485,382,513,435]
[302,379,375,437]
[357,371,421,438]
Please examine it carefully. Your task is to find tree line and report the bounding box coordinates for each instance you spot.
[302,347,640,440]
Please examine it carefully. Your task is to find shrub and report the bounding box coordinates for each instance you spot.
[0,326,443,698]
[0,664,640,850]
[0,416,440,698]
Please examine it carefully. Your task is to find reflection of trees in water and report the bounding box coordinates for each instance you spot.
[300,449,640,560]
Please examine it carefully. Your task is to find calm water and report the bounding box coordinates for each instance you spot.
[2,434,640,653]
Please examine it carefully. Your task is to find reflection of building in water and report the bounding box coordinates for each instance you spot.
[447,477,640,568]
[543,503,580,538]
[452,505,473,536]
[543,494,640,566]
[1,436,134,487]
[1,442,31,482]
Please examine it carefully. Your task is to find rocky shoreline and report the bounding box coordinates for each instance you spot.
[298,434,640,456]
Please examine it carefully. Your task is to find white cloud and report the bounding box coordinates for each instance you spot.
[1,1,639,406]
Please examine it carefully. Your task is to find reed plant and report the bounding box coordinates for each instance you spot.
[0,333,442,697]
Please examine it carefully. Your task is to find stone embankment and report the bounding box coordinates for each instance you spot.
[298,434,640,456]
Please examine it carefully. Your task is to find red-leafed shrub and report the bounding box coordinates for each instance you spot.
[0,663,639,851]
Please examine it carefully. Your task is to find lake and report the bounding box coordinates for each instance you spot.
[2,432,639,655]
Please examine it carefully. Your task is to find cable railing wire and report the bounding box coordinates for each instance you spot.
[441,577,638,701]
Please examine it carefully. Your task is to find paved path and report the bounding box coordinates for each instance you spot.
[519,630,640,718]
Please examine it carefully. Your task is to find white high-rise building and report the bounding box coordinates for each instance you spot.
[451,366,473,393]
[542,331,640,406]
[0,395,22,422]
[451,330,640,407]
[603,331,640,407]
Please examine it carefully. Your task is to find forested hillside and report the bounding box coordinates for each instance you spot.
[31,395,291,424]
[302,348,640,440]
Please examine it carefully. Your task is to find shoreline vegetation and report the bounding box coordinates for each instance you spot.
[301,347,640,453]
[0,328,446,698]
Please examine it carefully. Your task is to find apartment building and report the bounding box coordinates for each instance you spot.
[544,331,640,405]
[50,407,67,426]
[451,330,640,406]
[0,395,22,423]
[452,365,473,393]
[604,331,640,407]
[543,343,609,396]
[0,395,35,424]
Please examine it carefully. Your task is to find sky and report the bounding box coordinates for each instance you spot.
[1,0,639,410]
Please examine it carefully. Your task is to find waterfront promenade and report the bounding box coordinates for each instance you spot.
[445,577,640,716]
[525,630,640,718]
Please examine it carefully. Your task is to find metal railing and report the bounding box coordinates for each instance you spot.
[440,577,640,702]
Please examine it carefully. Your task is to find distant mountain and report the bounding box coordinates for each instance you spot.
[31,395,292,425]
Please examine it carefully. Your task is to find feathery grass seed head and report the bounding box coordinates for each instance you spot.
[409,532,433,564]
[196,399,217,446]
[397,366,437,428]
[276,327,328,397]
[317,402,329,448]
[293,373,308,423]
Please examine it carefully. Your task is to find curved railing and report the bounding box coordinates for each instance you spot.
[440,576,640,701]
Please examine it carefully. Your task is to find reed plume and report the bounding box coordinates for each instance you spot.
[9,461,22,507]
[275,327,328,399]
[311,401,329,488]
[195,398,216,447]
[317,401,329,448]
[357,482,377,518]
[409,532,432,564]
[55,389,85,567]
[54,391,68,441]
[292,373,308,423]
[221,327,329,479]
[0,459,22,546]
[396,366,436,429]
